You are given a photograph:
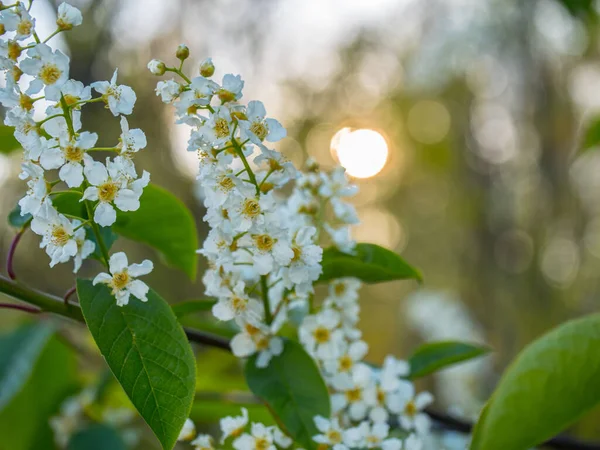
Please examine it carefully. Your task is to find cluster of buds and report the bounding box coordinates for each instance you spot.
[1,2,152,306]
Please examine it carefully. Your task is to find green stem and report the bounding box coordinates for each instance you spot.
[68,97,104,109]
[37,113,63,126]
[42,28,62,43]
[49,190,81,196]
[73,220,90,231]
[232,138,259,195]
[83,199,109,268]
[260,275,272,325]
[60,95,76,136]
[259,169,275,188]
[165,67,191,84]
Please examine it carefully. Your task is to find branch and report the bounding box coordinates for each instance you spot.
[0,274,230,349]
[0,274,599,449]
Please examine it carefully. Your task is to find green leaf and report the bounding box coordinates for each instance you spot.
[318,243,422,284]
[52,184,199,279]
[470,313,600,450]
[52,191,87,219]
[244,339,330,449]
[76,279,196,450]
[0,124,20,155]
[172,299,217,318]
[7,204,32,228]
[114,184,198,280]
[0,323,54,410]
[67,424,126,450]
[581,117,600,152]
[85,226,118,262]
[407,340,490,379]
[0,334,76,450]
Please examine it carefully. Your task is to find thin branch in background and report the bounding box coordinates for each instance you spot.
[6,230,24,280]
[0,301,40,314]
[63,286,77,305]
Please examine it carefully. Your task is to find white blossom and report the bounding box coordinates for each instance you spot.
[218,73,244,102]
[93,252,153,306]
[191,434,215,450]
[178,418,196,442]
[233,423,275,450]
[91,69,136,116]
[56,3,83,30]
[118,115,147,157]
[30,201,79,267]
[220,408,249,443]
[156,79,181,103]
[20,44,69,100]
[238,101,286,145]
[40,131,97,188]
[81,158,143,226]
[18,162,48,217]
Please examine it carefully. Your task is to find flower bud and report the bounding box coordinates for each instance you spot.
[176,44,190,61]
[147,59,166,76]
[199,57,215,77]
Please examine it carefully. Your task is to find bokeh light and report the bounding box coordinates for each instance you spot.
[330,128,389,178]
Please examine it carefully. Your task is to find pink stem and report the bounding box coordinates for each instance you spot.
[6,230,24,280]
[0,302,40,314]
[63,286,76,305]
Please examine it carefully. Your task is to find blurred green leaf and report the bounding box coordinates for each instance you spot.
[407,340,490,379]
[245,339,330,449]
[52,191,87,219]
[0,323,54,410]
[7,204,32,228]
[172,299,217,318]
[0,334,76,450]
[581,117,600,151]
[318,243,422,284]
[76,279,196,450]
[557,0,595,17]
[0,124,20,155]
[67,424,126,450]
[470,314,600,450]
[114,184,198,280]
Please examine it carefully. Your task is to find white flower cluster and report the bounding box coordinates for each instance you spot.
[285,159,359,254]
[286,163,433,448]
[151,51,323,367]
[151,49,435,449]
[50,387,140,448]
[177,409,292,450]
[1,2,152,305]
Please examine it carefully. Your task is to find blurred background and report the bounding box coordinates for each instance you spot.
[2,0,600,447]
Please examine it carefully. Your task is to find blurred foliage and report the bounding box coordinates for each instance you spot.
[0,329,76,450]
[3,0,600,446]
[0,124,20,155]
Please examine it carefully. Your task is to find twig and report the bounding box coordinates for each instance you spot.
[425,408,600,449]
[63,286,77,305]
[6,230,24,280]
[0,301,40,314]
[0,273,599,449]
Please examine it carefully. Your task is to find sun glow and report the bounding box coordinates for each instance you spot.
[330,128,389,178]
